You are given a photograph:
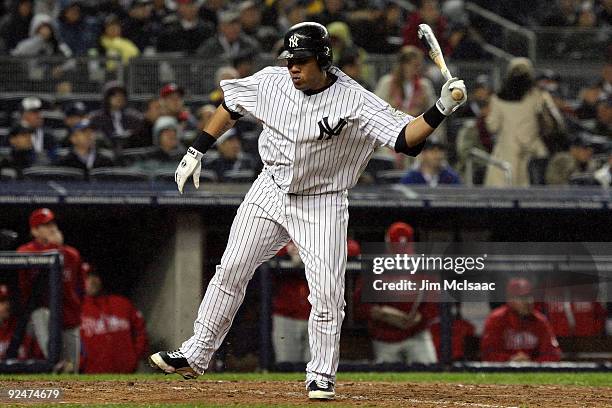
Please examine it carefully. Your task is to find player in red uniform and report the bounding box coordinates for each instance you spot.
[80,265,148,373]
[17,208,86,370]
[354,222,438,364]
[544,301,607,337]
[481,278,561,362]
[0,284,43,360]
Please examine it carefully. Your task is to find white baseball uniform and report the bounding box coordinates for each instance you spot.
[180,66,413,383]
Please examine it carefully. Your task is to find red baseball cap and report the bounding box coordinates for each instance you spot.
[506,278,533,298]
[0,284,9,301]
[160,83,184,98]
[29,208,56,228]
[386,222,415,243]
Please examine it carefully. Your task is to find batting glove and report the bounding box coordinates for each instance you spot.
[175,147,203,194]
[436,77,468,116]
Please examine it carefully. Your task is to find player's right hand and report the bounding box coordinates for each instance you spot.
[437,77,467,115]
[175,147,204,194]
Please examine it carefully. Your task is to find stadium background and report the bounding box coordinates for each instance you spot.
[0,0,610,406]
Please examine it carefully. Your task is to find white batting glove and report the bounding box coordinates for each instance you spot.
[436,77,468,116]
[175,147,203,194]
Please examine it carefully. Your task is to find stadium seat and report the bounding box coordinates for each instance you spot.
[89,167,149,182]
[375,170,406,184]
[22,166,86,181]
[119,147,158,166]
[0,168,17,181]
[223,169,255,183]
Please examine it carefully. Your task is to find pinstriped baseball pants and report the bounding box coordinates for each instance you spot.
[181,170,348,383]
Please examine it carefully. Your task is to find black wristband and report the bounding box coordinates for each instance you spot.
[191,130,217,153]
[422,104,446,128]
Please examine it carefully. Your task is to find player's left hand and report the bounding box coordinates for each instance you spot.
[175,147,203,194]
[437,77,467,115]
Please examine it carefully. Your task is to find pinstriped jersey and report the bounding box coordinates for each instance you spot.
[221,66,413,194]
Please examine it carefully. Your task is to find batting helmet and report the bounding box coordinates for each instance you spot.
[277,22,333,70]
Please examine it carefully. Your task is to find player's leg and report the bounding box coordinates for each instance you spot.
[30,307,50,357]
[286,192,348,398]
[150,173,289,377]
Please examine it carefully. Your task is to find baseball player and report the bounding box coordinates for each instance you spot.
[149,22,467,400]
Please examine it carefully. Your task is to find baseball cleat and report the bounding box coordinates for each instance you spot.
[307,379,335,400]
[148,349,199,379]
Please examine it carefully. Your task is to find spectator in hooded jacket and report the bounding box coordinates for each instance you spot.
[132,116,186,172]
[89,81,143,149]
[11,13,71,58]
[57,1,99,56]
[0,0,34,53]
[80,266,148,373]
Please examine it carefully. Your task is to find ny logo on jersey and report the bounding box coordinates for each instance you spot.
[289,34,299,48]
[317,117,348,141]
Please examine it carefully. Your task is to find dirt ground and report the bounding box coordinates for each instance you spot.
[3,380,612,407]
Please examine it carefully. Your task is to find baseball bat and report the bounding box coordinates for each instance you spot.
[417,24,464,101]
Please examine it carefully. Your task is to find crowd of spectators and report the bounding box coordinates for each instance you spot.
[0,0,609,188]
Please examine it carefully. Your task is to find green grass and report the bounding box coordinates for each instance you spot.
[2,371,611,387]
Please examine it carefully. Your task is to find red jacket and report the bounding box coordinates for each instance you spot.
[17,241,85,329]
[430,317,475,361]
[481,305,561,362]
[544,302,607,337]
[272,275,311,320]
[80,294,148,373]
[0,316,44,360]
[354,278,438,342]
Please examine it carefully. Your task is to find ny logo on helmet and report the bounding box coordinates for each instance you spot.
[289,34,299,48]
[317,117,348,141]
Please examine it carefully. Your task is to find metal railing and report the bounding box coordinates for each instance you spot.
[465,2,536,62]
[465,148,512,187]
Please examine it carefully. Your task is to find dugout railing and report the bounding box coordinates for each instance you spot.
[0,251,63,373]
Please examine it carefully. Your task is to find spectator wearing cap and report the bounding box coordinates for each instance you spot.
[0,0,34,53]
[121,0,157,52]
[375,46,436,117]
[209,66,239,106]
[17,208,86,371]
[99,14,140,68]
[545,134,596,185]
[481,278,561,362]
[57,1,99,56]
[401,139,461,186]
[594,148,612,187]
[80,265,148,373]
[56,119,115,178]
[126,97,162,148]
[18,96,56,158]
[207,129,255,181]
[90,81,143,148]
[4,125,50,177]
[0,284,44,361]
[196,8,260,60]
[402,0,448,54]
[156,0,214,54]
[58,101,89,145]
[354,222,439,365]
[132,116,186,172]
[159,83,198,132]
